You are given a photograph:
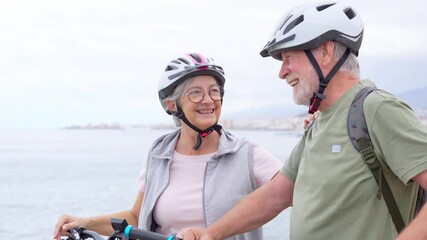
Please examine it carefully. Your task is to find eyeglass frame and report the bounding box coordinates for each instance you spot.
[184,85,224,103]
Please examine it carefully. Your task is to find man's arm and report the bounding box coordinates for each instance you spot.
[178,173,294,240]
[396,170,427,240]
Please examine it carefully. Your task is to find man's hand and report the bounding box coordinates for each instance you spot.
[176,228,215,240]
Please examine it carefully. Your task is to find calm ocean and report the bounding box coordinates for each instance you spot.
[0,128,301,240]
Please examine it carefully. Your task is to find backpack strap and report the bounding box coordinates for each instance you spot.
[348,87,405,233]
[415,187,427,216]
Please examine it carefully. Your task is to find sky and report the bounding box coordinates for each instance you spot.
[1,0,426,129]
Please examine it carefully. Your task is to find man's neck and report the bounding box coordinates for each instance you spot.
[319,72,359,111]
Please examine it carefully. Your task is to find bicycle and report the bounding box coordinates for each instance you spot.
[63,218,182,240]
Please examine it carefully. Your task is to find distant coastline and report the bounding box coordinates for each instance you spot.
[62,123,125,130]
[61,108,427,132]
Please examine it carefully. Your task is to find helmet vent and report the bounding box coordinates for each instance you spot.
[178,58,190,64]
[189,53,202,63]
[216,66,224,74]
[283,15,304,35]
[172,60,181,64]
[316,3,335,11]
[279,14,293,31]
[344,8,356,20]
[165,65,177,71]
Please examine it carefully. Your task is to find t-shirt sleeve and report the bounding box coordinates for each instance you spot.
[253,144,282,187]
[367,93,427,184]
[281,136,306,182]
[137,159,148,192]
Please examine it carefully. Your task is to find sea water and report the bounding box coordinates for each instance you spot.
[0,128,301,240]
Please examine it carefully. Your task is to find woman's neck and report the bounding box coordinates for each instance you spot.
[176,126,220,155]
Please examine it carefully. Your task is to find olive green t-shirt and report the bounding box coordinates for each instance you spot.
[281,80,427,240]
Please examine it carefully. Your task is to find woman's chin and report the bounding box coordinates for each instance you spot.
[195,118,217,129]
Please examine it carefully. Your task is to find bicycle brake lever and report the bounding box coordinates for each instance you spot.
[67,228,81,240]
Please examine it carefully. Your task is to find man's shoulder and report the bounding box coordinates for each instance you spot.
[364,88,408,110]
[362,87,415,128]
[360,79,377,88]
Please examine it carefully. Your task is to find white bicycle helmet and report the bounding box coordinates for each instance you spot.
[260,1,364,60]
[157,53,226,150]
[158,53,225,102]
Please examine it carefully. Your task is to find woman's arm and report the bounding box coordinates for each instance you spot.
[396,170,427,240]
[53,191,144,239]
[178,173,294,240]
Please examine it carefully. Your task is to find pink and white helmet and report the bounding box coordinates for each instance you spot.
[260,1,364,60]
[158,53,225,102]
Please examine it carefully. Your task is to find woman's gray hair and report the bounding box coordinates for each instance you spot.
[161,77,195,127]
[334,41,360,79]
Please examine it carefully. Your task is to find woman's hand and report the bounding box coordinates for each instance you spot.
[53,214,88,240]
[303,111,319,129]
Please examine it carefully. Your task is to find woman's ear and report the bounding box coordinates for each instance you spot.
[165,100,177,112]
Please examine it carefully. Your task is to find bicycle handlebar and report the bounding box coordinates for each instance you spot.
[64,218,181,240]
[111,217,181,240]
[67,228,105,240]
[123,224,178,240]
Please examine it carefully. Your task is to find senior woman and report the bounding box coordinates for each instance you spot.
[53,53,281,240]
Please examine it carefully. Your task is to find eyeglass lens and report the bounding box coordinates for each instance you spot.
[186,85,223,103]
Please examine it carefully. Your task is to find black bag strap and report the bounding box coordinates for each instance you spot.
[415,187,427,216]
[348,87,405,233]
[357,138,405,232]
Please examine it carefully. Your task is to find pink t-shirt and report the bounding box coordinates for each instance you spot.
[137,144,281,235]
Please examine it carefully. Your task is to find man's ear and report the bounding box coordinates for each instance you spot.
[320,40,335,66]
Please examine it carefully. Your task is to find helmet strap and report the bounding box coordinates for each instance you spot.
[304,48,351,113]
[171,105,222,150]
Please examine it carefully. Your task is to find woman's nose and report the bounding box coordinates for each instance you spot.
[201,91,214,103]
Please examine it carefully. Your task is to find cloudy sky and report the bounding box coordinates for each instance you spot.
[1,0,426,129]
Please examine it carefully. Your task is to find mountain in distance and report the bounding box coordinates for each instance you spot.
[223,86,427,121]
[396,86,427,110]
[222,103,306,121]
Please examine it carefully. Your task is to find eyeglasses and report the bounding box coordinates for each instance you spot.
[185,85,224,103]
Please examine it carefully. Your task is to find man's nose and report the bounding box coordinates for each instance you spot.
[279,60,290,80]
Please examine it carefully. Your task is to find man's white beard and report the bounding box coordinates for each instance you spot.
[292,72,319,106]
